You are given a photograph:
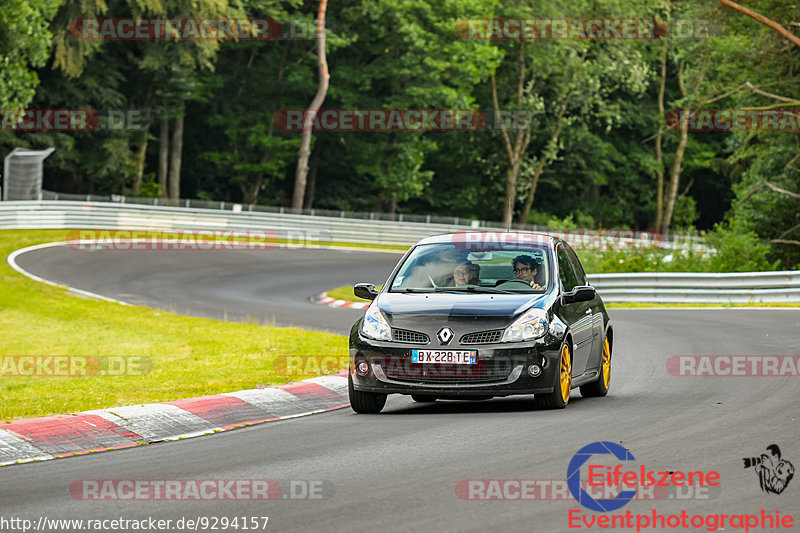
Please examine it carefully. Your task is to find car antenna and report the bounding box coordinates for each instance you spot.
[506,197,512,232]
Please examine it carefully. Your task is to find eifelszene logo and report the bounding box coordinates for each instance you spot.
[566,441,721,512]
[743,444,794,495]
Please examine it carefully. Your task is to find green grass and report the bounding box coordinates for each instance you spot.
[324,285,800,308]
[0,229,348,421]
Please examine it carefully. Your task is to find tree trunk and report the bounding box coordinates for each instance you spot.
[169,107,184,200]
[133,134,148,196]
[660,57,707,233]
[518,86,574,224]
[159,116,169,198]
[292,0,329,210]
[303,146,320,209]
[653,45,668,231]
[133,84,153,196]
[502,163,520,227]
[241,175,262,205]
[494,41,530,227]
[660,126,688,234]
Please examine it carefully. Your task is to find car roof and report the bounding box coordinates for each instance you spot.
[415,231,558,248]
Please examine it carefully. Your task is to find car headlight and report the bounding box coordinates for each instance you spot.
[502,308,548,342]
[361,302,392,341]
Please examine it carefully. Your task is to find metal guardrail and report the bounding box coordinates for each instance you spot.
[0,200,686,249]
[36,190,705,249]
[1,200,796,303]
[589,272,800,303]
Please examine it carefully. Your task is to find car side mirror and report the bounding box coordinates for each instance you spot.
[354,283,379,300]
[562,285,596,305]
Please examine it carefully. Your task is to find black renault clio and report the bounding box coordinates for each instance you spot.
[348,232,613,413]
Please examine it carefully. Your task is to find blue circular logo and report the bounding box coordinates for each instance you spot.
[567,441,637,512]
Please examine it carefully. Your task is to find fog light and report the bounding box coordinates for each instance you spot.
[356,360,370,376]
[527,364,542,377]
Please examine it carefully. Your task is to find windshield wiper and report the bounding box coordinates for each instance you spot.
[397,288,435,293]
[433,286,513,294]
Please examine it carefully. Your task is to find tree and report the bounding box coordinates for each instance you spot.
[292,0,330,210]
[0,0,59,110]
[489,0,652,225]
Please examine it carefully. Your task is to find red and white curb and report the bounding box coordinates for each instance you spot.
[0,372,349,467]
[310,292,369,309]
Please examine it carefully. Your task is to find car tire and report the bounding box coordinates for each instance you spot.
[580,335,611,398]
[348,373,387,414]
[534,342,571,409]
[411,395,437,403]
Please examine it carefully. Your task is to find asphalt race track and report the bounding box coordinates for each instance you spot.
[2,244,799,532]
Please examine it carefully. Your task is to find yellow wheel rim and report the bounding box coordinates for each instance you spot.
[560,344,571,403]
[602,336,611,389]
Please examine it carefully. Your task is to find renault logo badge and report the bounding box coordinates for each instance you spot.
[437,327,454,345]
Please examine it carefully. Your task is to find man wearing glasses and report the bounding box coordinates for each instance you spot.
[512,255,544,290]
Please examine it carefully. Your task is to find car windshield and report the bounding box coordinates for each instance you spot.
[389,242,550,293]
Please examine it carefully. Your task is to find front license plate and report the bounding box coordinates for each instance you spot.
[411,350,477,364]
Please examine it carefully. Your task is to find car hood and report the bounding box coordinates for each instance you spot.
[376,292,548,319]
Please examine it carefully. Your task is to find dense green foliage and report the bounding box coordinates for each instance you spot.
[1,0,798,269]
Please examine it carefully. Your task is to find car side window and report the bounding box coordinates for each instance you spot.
[564,244,588,286]
[556,246,578,293]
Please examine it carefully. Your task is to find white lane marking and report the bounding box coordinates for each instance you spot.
[7,241,131,305]
[84,404,221,441]
[302,375,349,396]
[0,428,54,466]
[224,388,306,413]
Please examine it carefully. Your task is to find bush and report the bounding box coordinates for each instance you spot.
[705,220,779,272]
[580,222,779,274]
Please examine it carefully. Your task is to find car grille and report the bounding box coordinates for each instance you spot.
[381,357,514,384]
[460,329,504,345]
[392,329,430,344]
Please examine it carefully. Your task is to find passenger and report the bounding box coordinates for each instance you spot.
[512,255,544,290]
[453,262,480,286]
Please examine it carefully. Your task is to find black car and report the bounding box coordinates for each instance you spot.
[348,231,613,413]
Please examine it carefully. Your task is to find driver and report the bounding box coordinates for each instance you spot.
[453,261,480,286]
[512,255,544,290]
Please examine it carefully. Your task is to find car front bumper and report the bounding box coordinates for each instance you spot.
[349,331,562,397]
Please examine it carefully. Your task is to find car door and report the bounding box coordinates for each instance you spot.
[564,243,604,367]
[556,244,593,376]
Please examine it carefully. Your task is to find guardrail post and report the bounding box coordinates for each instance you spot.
[426,215,431,223]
